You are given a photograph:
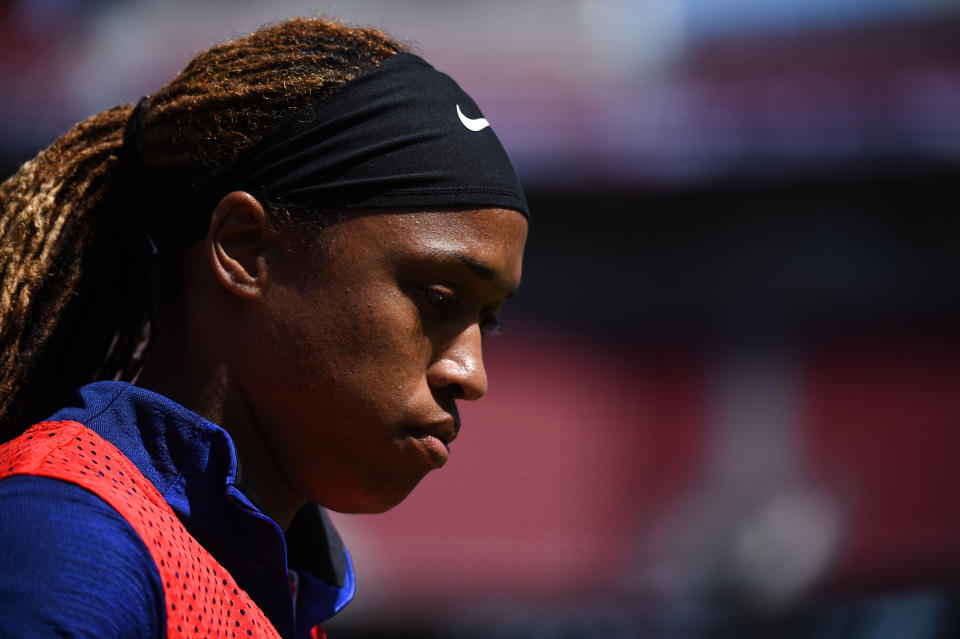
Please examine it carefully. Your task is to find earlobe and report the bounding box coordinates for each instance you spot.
[206,191,273,299]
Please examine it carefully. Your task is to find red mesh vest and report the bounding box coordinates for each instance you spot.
[0,420,316,639]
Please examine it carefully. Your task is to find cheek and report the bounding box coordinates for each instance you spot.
[348,294,433,417]
[257,279,429,422]
[251,285,436,510]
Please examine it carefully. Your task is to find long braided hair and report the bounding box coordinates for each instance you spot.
[0,17,404,439]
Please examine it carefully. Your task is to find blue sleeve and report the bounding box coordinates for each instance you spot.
[0,475,165,638]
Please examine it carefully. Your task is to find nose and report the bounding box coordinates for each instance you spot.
[427,324,488,401]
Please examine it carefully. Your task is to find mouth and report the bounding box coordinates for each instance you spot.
[406,420,458,468]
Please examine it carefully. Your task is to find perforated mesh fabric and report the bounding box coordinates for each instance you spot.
[0,421,282,639]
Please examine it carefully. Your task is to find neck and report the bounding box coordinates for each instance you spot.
[138,329,306,532]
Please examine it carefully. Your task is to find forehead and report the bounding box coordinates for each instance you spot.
[326,207,528,285]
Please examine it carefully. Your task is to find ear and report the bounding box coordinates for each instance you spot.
[206,191,273,299]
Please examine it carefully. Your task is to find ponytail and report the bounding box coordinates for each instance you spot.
[0,106,152,438]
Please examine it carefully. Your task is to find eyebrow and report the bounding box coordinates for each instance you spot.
[428,250,520,295]
[455,253,497,280]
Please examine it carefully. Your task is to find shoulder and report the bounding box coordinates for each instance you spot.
[0,474,165,638]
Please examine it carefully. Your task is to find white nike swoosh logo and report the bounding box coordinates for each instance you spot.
[456,104,490,132]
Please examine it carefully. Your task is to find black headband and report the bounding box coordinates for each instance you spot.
[222,53,529,219]
[126,53,529,250]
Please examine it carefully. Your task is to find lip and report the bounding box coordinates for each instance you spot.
[406,419,458,468]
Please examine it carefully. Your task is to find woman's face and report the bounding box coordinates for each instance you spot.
[239,207,527,513]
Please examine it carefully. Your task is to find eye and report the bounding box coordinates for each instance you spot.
[416,285,506,336]
[479,311,502,336]
[422,288,460,315]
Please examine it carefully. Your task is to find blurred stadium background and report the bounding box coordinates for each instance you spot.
[3,1,960,637]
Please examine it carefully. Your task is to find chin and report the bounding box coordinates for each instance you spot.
[319,476,425,514]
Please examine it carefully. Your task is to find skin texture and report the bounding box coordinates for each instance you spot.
[139,192,527,530]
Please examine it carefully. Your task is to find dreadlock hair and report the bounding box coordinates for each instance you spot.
[0,16,405,440]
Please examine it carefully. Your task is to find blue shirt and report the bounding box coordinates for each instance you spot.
[0,381,355,639]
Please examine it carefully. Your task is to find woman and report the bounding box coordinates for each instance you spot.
[0,16,528,639]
